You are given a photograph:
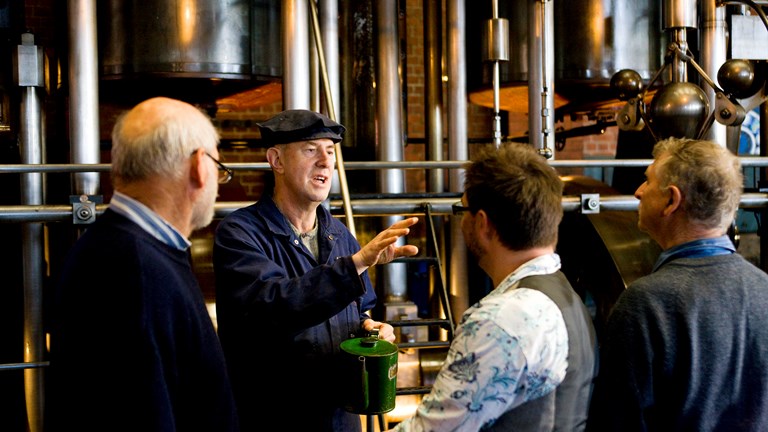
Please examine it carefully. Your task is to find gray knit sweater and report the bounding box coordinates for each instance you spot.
[589,253,768,432]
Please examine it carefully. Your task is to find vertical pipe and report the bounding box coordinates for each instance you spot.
[700,0,728,146]
[424,0,446,337]
[447,0,469,319]
[338,0,376,153]
[663,0,696,84]
[283,0,311,109]
[424,0,443,193]
[320,0,341,120]
[309,0,356,237]
[760,101,768,271]
[376,0,407,300]
[671,29,689,82]
[492,60,501,148]
[67,0,100,196]
[21,220,44,432]
[309,2,322,113]
[310,31,320,112]
[528,0,555,155]
[17,32,45,432]
[491,0,502,148]
[321,0,344,196]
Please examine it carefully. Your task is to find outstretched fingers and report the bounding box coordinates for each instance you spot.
[389,217,419,230]
[359,217,421,268]
[395,244,419,258]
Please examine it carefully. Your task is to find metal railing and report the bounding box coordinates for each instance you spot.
[2,158,768,223]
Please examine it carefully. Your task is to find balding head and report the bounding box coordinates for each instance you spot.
[111,97,219,186]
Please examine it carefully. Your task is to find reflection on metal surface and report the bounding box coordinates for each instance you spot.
[468,86,570,113]
[558,176,661,337]
[216,82,283,112]
[588,211,660,289]
[559,209,661,338]
[467,0,662,113]
[98,0,281,105]
[100,0,251,79]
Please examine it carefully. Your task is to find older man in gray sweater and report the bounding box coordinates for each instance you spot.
[589,137,768,431]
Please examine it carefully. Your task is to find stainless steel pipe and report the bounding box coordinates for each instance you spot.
[3,193,768,223]
[8,157,768,173]
[376,0,408,299]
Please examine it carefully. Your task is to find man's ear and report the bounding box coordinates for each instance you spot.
[190,148,207,188]
[266,147,283,173]
[663,185,683,216]
[475,209,495,241]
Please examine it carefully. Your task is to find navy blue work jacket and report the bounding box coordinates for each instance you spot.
[213,195,375,431]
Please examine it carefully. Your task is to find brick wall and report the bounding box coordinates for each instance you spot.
[215,100,283,199]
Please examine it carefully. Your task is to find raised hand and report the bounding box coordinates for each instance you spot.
[353,217,419,274]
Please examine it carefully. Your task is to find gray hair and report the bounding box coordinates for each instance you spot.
[652,137,743,231]
[111,100,219,183]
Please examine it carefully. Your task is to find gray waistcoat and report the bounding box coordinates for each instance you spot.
[485,271,598,432]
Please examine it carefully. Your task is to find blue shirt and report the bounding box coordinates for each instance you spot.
[393,254,569,432]
[109,191,191,251]
[653,235,735,272]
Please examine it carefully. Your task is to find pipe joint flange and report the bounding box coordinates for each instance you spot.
[70,194,102,225]
[581,193,600,214]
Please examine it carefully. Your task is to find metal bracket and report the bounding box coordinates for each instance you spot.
[616,98,645,132]
[581,193,600,214]
[714,92,746,127]
[70,194,102,225]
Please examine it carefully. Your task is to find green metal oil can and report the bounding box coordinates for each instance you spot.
[339,330,398,414]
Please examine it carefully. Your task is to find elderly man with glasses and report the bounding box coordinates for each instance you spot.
[47,97,238,431]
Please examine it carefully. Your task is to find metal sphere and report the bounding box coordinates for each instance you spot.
[649,82,710,139]
[718,59,757,99]
[610,69,644,101]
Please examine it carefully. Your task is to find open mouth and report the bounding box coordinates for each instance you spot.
[314,175,328,184]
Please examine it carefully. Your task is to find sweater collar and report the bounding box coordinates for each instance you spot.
[652,235,735,272]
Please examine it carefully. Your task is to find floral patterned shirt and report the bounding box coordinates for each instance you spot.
[392,254,569,432]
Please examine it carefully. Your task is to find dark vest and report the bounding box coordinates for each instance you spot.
[486,271,598,432]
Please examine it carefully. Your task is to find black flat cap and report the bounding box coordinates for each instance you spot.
[257,109,346,145]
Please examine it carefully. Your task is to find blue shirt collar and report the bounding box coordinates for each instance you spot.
[109,191,191,251]
[652,235,735,272]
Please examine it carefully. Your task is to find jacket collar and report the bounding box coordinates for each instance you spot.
[254,195,344,239]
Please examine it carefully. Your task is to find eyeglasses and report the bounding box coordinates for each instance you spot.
[204,152,234,184]
[452,202,471,215]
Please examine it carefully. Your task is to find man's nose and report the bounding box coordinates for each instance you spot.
[634,183,645,199]
[317,152,334,166]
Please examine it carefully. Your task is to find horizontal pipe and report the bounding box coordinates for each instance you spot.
[0,205,76,222]
[2,193,768,223]
[0,164,112,173]
[5,158,768,174]
[0,362,50,371]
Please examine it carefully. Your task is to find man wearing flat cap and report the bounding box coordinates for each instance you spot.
[213,109,418,431]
